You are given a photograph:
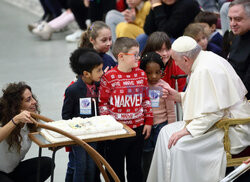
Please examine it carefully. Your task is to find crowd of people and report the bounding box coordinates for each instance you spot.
[1,0,250,181]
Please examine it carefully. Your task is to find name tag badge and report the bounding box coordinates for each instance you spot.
[149,90,160,107]
[80,98,92,115]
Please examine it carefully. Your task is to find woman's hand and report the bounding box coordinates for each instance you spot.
[143,124,152,139]
[0,111,35,142]
[13,111,34,125]
[123,9,136,23]
[168,127,190,149]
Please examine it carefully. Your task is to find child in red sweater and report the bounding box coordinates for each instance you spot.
[98,37,153,182]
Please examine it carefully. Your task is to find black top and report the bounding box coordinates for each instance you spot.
[143,0,200,38]
[228,31,250,99]
[99,52,117,71]
[62,78,100,120]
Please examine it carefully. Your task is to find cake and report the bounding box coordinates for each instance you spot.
[40,115,127,143]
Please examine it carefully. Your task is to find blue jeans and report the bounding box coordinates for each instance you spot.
[65,142,100,182]
[136,34,148,53]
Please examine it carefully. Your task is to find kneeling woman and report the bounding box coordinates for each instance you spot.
[0,82,54,182]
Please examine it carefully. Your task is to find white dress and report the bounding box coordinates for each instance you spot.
[147,51,250,182]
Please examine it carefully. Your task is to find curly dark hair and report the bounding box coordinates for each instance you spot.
[70,47,103,75]
[140,52,165,72]
[0,82,38,152]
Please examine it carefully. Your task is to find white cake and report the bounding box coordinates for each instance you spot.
[40,115,127,143]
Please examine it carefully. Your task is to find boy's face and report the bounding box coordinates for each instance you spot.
[122,46,140,69]
[89,64,104,82]
[196,32,208,51]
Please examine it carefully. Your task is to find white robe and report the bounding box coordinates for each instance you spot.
[147,51,250,182]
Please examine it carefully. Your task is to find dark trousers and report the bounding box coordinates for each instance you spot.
[105,126,144,182]
[89,0,116,22]
[68,0,89,30]
[142,121,167,182]
[0,157,54,182]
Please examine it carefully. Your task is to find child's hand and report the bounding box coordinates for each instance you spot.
[143,125,152,139]
[104,66,113,73]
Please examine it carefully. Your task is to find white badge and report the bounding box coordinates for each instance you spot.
[79,98,92,115]
[149,90,160,108]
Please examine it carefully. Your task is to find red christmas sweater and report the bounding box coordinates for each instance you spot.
[99,66,153,128]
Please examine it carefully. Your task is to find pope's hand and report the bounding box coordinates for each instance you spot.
[160,84,181,102]
[168,127,190,149]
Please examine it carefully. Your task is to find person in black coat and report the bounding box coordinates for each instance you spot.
[228,0,250,100]
[136,0,200,51]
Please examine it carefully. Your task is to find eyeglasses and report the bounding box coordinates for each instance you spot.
[122,53,141,60]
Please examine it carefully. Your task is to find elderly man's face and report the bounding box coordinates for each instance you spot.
[228,4,250,35]
[171,50,193,75]
[162,0,176,5]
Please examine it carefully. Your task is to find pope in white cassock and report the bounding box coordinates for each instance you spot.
[146,36,250,182]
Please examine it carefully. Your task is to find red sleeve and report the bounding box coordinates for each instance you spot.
[98,73,111,115]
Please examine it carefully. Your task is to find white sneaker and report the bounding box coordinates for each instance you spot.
[32,21,53,40]
[65,30,83,42]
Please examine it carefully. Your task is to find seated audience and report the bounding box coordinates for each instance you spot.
[196,0,227,13]
[105,0,151,42]
[184,23,222,55]
[28,0,68,32]
[0,82,54,182]
[137,0,200,51]
[194,11,223,48]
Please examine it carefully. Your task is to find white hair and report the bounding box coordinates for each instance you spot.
[173,44,202,60]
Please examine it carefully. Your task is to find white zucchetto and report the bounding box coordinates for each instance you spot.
[172,36,197,52]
